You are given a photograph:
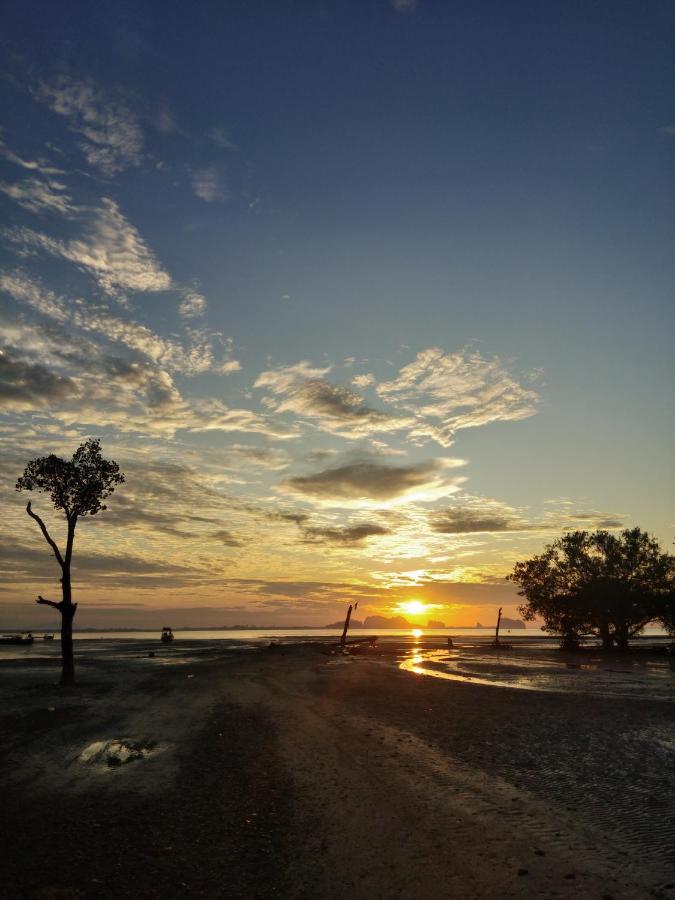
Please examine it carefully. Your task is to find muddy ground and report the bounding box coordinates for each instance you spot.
[0,640,673,899]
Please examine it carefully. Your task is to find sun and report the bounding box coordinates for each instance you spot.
[398,600,429,616]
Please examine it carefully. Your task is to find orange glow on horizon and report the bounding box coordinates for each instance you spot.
[397,600,431,617]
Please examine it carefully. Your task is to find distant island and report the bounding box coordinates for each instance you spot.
[475,618,526,629]
[325,615,412,629]
[324,613,527,629]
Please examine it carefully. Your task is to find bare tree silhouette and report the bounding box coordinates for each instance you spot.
[16,439,125,684]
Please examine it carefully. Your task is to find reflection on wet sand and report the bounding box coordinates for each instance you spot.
[400,647,675,702]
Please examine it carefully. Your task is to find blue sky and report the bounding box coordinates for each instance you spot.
[0,0,672,628]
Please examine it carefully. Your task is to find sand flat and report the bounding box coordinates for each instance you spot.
[0,640,673,899]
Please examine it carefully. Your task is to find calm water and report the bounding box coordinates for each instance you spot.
[0,626,562,663]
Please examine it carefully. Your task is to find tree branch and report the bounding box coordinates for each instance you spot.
[26,501,64,568]
[36,595,62,610]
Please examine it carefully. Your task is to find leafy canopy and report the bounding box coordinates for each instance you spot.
[16,439,125,519]
[509,528,675,641]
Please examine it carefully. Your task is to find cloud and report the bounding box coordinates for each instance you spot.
[35,76,143,175]
[430,497,625,535]
[209,127,237,151]
[430,508,519,534]
[302,522,391,546]
[352,373,375,388]
[275,380,395,430]
[391,0,417,10]
[217,359,241,374]
[255,360,332,393]
[377,347,540,446]
[0,176,77,216]
[281,457,465,505]
[154,101,178,135]
[255,361,411,438]
[178,289,207,319]
[0,279,293,438]
[0,538,203,589]
[4,198,171,296]
[209,529,242,547]
[0,272,215,375]
[0,345,78,411]
[191,165,228,202]
[216,444,290,471]
[220,578,379,604]
[0,136,64,177]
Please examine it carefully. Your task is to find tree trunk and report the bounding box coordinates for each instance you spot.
[59,558,76,685]
[615,626,629,651]
[599,622,614,651]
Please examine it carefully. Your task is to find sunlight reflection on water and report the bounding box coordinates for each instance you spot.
[400,649,675,702]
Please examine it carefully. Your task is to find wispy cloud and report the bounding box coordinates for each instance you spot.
[178,288,207,319]
[4,198,171,296]
[390,0,417,11]
[0,136,64,177]
[191,165,228,202]
[0,177,76,216]
[301,522,391,546]
[34,76,143,176]
[377,347,540,446]
[430,495,624,535]
[255,361,411,439]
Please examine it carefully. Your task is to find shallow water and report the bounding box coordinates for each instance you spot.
[400,647,675,702]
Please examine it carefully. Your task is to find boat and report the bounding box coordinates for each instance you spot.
[160,626,175,643]
[43,633,55,641]
[0,633,34,645]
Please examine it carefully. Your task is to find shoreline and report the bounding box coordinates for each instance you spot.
[1,641,673,898]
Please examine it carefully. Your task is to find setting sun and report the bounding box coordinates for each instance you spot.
[398,600,429,616]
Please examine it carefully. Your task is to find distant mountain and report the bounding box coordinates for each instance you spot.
[427,619,445,629]
[475,617,526,629]
[363,615,411,629]
[324,614,411,629]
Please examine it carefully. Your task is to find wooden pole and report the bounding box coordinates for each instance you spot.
[340,604,353,649]
[495,607,502,646]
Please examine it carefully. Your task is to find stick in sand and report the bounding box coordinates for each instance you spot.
[340,601,358,649]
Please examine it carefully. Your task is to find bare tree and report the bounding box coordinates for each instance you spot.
[16,439,125,684]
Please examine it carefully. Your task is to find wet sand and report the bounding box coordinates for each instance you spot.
[1,639,673,899]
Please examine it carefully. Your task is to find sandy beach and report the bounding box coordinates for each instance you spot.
[1,639,673,900]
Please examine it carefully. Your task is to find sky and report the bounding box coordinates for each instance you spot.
[0,0,673,630]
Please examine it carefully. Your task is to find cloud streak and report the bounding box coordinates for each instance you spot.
[281,457,465,505]
[35,76,143,176]
[4,198,171,296]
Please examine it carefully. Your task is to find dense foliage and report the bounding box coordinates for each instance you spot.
[508,528,675,649]
[16,438,124,519]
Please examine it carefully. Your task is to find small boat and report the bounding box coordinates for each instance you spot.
[0,633,34,645]
[160,626,175,643]
[43,633,55,641]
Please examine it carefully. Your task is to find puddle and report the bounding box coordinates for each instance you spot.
[79,738,159,768]
[400,649,675,702]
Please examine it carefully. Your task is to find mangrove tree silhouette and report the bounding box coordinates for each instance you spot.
[16,439,125,684]
[509,528,674,649]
